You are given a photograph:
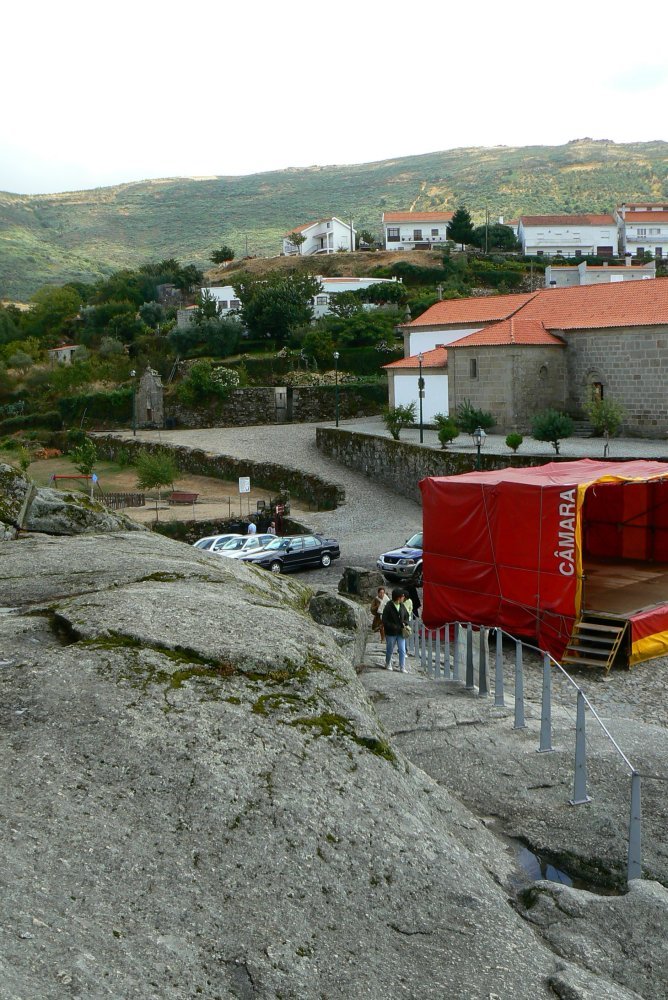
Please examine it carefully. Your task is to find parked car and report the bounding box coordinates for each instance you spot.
[215,534,274,559]
[377,531,423,585]
[193,533,243,552]
[240,534,340,574]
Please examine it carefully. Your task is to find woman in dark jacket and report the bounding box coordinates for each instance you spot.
[382,588,409,672]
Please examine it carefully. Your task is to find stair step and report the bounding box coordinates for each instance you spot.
[573,621,625,633]
[565,643,614,657]
[562,654,616,667]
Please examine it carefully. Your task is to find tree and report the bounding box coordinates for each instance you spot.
[70,439,97,476]
[359,282,407,306]
[235,273,322,342]
[99,336,125,358]
[135,448,180,520]
[532,409,574,455]
[210,246,235,264]
[471,224,520,252]
[505,432,523,453]
[7,350,33,372]
[327,291,364,319]
[382,402,416,440]
[447,206,475,249]
[0,306,19,346]
[27,285,82,340]
[357,229,377,250]
[286,232,307,255]
[585,397,625,437]
[168,316,240,358]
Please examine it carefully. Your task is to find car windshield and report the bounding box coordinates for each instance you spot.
[221,538,247,551]
[405,532,423,548]
[262,537,292,551]
[194,538,214,550]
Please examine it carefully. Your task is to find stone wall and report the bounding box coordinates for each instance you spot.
[563,325,668,437]
[165,385,383,429]
[448,345,566,432]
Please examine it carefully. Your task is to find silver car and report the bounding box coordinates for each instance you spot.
[193,534,243,552]
[216,534,275,559]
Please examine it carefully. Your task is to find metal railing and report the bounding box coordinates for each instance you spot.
[410,619,643,885]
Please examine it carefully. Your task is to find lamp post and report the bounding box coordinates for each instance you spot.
[333,351,340,427]
[130,369,137,436]
[472,425,486,469]
[417,352,425,444]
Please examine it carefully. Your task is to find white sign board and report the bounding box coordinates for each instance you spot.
[238,477,251,494]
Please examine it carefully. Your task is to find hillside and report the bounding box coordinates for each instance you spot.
[1,138,668,299]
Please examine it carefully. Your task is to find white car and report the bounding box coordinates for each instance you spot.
[216,534,275,559]
[193,533,243,553]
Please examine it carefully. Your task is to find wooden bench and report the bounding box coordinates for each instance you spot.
[168,491,199,505]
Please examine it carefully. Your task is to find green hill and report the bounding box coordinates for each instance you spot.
[2,138,668,300]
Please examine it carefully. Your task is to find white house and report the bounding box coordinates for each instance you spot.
[312,276,401,318]
[383,346,449,423]
[48,344,84,365]
[615,203,668,259]
[517,214,617,257]
[398,292,537,357]
[197,285,241,316]
[544,259,656,288]
[282,218,355,256]
[382,211,453,251]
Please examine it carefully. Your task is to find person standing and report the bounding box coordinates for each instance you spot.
[267,521,276,535]
[382,588,409,672]
[405,583,421,619]
[247,521,257,535]
[370,586,389,642]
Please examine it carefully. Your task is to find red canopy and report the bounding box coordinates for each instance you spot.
[420,459,668,659]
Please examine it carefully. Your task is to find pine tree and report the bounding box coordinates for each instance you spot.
[447,206,475,249]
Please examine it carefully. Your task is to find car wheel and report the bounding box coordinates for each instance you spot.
[320,552,331,567]
[269,561,283,574]
[413,567,423,587]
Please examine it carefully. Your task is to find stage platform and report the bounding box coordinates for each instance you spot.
[582,558,668,664]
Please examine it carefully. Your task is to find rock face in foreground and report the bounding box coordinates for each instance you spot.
[0,532,650,999]
[0,464,144,538]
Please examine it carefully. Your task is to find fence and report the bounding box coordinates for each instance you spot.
[103,492,146,510]
[409,619,643,886]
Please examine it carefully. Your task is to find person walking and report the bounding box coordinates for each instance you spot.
[382,588,409,672]
[370,586,389,643]
[404,583,421,619]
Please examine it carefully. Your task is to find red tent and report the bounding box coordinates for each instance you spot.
[420,459,668,664]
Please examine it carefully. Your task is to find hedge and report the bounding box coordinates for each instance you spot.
[56,388,132,424]
[0,410,63,432]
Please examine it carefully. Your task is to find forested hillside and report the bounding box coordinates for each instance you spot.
[2,138,667,299]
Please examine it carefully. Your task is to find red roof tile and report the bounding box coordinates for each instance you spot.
[405,292,538,328]
[383,211,453,223]
[520,214,616,227]
[284,219,330,237]
[623,212,668,224]
[518,279,668,329]
[447,319,564,348]
[383,346,448,369]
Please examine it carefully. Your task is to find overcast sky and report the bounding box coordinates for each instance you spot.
[3,0,668,195]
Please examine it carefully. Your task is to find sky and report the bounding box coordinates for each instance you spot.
[3,0,668,195]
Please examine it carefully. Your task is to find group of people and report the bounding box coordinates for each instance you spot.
[370,584,421,673]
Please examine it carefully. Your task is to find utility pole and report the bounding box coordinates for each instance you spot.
[485,205,489,254]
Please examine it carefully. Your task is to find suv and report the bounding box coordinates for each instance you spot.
[377,531,423,585]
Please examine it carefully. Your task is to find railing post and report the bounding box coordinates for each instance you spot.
[434,628,442,680]
[465,623,475,690]
[444,623,451,681]
[418,621,425,669]
[427,630,434,677]
[513,640,526,730]
[494,628,505,707]
[537,653,554,752]
[453,623,461,682]
[478,627,488,696]
[569,690,592,805]
[628,771,642,882]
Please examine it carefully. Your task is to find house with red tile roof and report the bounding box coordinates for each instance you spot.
[393,277,668,436]
[518,214,618,257]
[382,211,453,251]
[615,204,668,260]
[282,218,356,256]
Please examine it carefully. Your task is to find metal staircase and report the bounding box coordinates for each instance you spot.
[561,613,629,671]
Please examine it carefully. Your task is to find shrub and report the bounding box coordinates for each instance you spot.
[433,414,460,448]
[456,399,496,434]
[0,410,63,432]
[382,402,416,440]
[505,432,523,453]
[532,409,573,455]
[69,439,97,476]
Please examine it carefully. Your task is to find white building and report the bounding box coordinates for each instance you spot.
[197,285,241,316]
[544,259,656,288]
[282,217,355,256]
[517,214,617,257]
[383,346,449,424]
[615,203,668,259]
[312,276,401,318]
[382,211,453,251]
[48,344,84,365]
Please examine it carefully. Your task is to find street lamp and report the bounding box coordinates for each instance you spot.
[417,352,425,444]
[472,425,486,469]
[333,351,340,427]
[130,369,137,436]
